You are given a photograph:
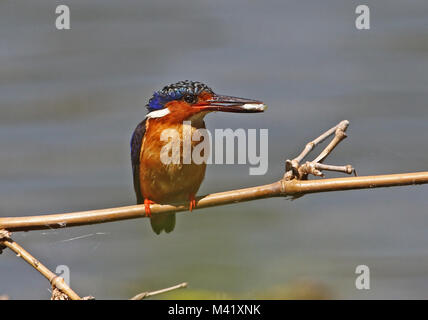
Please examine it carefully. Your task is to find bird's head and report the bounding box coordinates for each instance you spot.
[145,80,267,121]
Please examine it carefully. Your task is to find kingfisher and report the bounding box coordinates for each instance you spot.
[131,80,266,234]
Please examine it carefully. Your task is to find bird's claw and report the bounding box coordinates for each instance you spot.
[189,195,196,212]
[144,199,155,217]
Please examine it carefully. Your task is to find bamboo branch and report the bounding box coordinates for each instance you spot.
[1,171,428,232]
[0,120,427,233]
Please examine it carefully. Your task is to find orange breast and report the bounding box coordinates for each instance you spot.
[139,118,207,204]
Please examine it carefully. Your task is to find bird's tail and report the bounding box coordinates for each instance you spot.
[150,212,176,234]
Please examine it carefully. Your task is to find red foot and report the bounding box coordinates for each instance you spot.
[189,194,196,212]
[144,199,155,217]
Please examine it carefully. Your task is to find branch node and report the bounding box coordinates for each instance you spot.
[51,286,71,300]
[0,229,11,254]
[299,162,324,178]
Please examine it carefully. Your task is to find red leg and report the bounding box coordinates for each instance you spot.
[189,194,196,212]
[144,199,155,217]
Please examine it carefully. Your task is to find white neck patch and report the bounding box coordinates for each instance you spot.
[146,108,171,119]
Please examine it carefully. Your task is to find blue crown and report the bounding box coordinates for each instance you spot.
[146,80,213,111]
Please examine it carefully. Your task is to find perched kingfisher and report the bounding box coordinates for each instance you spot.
[131,80,266,234]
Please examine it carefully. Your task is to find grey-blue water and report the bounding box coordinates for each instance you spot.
[1,0,428,299]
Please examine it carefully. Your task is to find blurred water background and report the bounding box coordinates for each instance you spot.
[1,0,428,299]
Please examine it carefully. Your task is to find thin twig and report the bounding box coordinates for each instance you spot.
[130,282,188,300]
[294,120,348,163]
[313,163,355,175]
[0,231,81,300]
[312,120,349,164]
[298,162,355,178]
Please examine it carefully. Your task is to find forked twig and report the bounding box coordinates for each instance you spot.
[292,121,346,163]
[284,120,354,180]
[312,120,349,164]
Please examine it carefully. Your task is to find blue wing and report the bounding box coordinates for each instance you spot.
[130,119,147,204]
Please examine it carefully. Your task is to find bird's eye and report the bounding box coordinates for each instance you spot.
[183,94,197,104]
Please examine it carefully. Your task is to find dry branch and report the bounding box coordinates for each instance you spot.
[1,120,428,232]
[0,229,188,300]
[1,119,428,300]
[0,230,81,300]
[1,172,428,232]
